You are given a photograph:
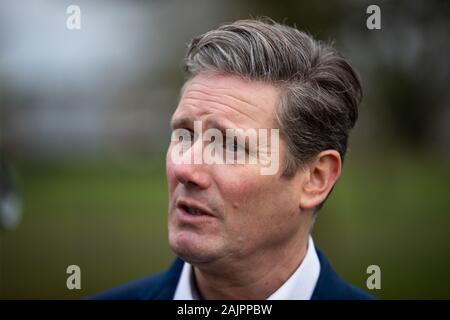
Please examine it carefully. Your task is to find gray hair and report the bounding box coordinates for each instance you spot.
[184,18,362,179]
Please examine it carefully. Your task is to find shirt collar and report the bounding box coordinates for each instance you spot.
[173,236,320,300]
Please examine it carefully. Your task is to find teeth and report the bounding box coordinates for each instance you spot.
[186,207,202,215]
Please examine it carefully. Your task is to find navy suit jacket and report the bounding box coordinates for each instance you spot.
[89,247,375,300]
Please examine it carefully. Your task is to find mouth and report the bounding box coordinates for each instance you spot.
[176,199,216,219]
[180,205,205,216]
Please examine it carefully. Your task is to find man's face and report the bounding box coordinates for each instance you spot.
[166,73,305,265]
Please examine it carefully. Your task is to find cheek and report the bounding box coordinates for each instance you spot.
[216,168,298,232]
[217,168,279,213]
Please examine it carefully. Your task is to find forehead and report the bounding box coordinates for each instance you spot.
[172,73,281,129]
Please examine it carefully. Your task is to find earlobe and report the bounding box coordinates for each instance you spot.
[299,150,342,210]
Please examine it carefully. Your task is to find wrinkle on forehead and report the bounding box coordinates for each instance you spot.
[182,95,259,123]
[175,74,280,127]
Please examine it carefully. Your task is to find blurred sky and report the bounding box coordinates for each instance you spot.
[1,0,449,160]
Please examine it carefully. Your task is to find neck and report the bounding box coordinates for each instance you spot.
[193,233,310,300]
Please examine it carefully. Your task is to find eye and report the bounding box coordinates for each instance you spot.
[228,142,239,152]
[224,137,241,153]
[180,128,196,140]
[171,128,196,148]
[187,129,196,140]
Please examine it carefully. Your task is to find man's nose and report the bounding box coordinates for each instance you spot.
[172,139,211,189]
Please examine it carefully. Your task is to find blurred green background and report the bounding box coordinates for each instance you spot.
[1,0,449,299]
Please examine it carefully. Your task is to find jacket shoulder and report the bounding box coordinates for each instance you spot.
[87,258,184,300]
[312,247,376,300]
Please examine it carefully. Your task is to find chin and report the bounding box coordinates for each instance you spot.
[168,230,221,264]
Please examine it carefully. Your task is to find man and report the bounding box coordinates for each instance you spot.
[91,18,373,300]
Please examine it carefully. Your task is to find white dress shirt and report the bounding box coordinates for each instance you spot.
[173,236,321,300]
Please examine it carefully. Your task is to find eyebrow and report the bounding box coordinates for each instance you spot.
[170,114,241,136]
[170,115,194,130]
[206,117,237,133]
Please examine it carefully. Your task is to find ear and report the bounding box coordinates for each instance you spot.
[299,150,342,210]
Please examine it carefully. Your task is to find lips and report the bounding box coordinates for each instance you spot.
[182,206,204,216]
[176,198,216,218]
